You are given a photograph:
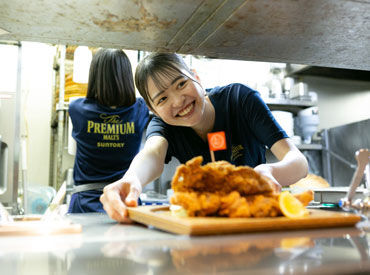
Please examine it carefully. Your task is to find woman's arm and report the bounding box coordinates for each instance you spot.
[100,135,168,222]
[254,138,308,189]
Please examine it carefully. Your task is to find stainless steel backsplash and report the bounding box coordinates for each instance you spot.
[322,118,370,187]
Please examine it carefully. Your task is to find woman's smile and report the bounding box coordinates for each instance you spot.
[177,101,195,117]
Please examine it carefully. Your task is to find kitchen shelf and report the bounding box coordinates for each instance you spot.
[286,65,370,81]
[264,98,315,107]
[264,97,316,114]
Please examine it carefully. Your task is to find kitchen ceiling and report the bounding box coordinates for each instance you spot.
[0,0,369,71]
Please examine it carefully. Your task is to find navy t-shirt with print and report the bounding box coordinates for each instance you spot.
[68,97,149,213]
[146,83,288,167]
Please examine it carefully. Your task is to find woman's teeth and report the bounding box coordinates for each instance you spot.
[178,103,193,117]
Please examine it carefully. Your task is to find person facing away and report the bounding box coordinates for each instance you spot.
[100,53,308,222]
[68,48,150,213]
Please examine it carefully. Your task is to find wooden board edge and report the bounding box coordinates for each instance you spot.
[128,206,193,234]
[127,206,362,235]
[0,217,83,236]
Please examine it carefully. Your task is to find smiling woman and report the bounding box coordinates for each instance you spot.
[99,52,308,223]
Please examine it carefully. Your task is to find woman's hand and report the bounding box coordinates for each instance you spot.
[100,175,142,223]
[254,164,282,193]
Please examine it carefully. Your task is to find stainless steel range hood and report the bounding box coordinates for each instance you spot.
[0,0,369,71]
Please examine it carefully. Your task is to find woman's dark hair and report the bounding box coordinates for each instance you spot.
[135,53,192,109]
[86,48,136,107]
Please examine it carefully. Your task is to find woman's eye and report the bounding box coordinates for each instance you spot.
[177,80,187,89]
[157,96,167,105]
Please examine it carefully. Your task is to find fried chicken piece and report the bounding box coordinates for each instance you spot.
[170,191,281,218]
[219,192,282,218]
[170,191,221,217]
[170,190,313,218]
[245,194,281,217]
[218,191,251,217]
[171,156,275,196]
[170,156,313,218]
[292,190,314,206]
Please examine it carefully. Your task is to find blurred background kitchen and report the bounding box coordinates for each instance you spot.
[0,42,369,214]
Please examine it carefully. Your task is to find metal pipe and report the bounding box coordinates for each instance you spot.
[21,138,28,214]
[322,148,357,170]
[56,45,66,190]
[48,52,59,188]
[323,129,333,186]
[13,42,22,215]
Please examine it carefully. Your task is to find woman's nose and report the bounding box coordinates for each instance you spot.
[172,94,185,108]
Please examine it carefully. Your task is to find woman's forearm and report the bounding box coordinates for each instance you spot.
[268,150,308,186]
[124,149,164,188]
[123,136,167,189]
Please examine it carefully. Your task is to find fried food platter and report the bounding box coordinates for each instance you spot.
[127,205,361,235]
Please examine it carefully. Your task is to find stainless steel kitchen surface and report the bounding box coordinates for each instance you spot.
[322,119,370,187]
[1,213,370,275]
[0,0,370,71]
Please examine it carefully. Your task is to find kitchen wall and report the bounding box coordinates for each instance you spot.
[0,42,55,191]
[21,43,55,188]
[188,57,272,91]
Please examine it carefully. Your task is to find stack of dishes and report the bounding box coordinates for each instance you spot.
[271,111,294,137]
[297,107,319,144]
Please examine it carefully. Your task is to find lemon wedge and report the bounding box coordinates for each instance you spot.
[279,191,309,218]
[170,204,188,218]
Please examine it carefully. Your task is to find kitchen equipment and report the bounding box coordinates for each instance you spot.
[26,185,56,214]
[41,181,66,221]
[0,202,13,222]
[339,149,370,216]
[271,111,294,137]
[283,77,294,98]
[128,206,360,235]
[289,82,309,100]
[140,191,169,205]
[297,107,319,144]
[313,187,366,204]
[0,44,21,212]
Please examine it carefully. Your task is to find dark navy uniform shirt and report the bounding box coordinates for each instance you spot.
[68,97,149,213]
[146,83,288,167]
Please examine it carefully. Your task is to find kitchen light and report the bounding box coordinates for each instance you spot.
[72,46,92,83]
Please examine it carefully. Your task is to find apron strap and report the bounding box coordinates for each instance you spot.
[71,183,109,194]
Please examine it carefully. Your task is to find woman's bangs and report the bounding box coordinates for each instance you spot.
[151,66,184,92]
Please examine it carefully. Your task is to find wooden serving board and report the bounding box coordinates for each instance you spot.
[128,205,361,235]
[0,217,82,236]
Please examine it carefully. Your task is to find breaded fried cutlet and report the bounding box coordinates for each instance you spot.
[170,156,313,218]
[171,156,275,196]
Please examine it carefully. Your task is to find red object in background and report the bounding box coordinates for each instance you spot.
[207,131,227,151]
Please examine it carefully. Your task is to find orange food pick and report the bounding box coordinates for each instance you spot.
[279,191,309,218]
[207,131,227,151]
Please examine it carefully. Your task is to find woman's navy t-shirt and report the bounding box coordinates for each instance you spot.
[146,83,288,167]
[68,97,149,213]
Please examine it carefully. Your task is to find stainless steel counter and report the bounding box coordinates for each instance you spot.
[1,213,370,275]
